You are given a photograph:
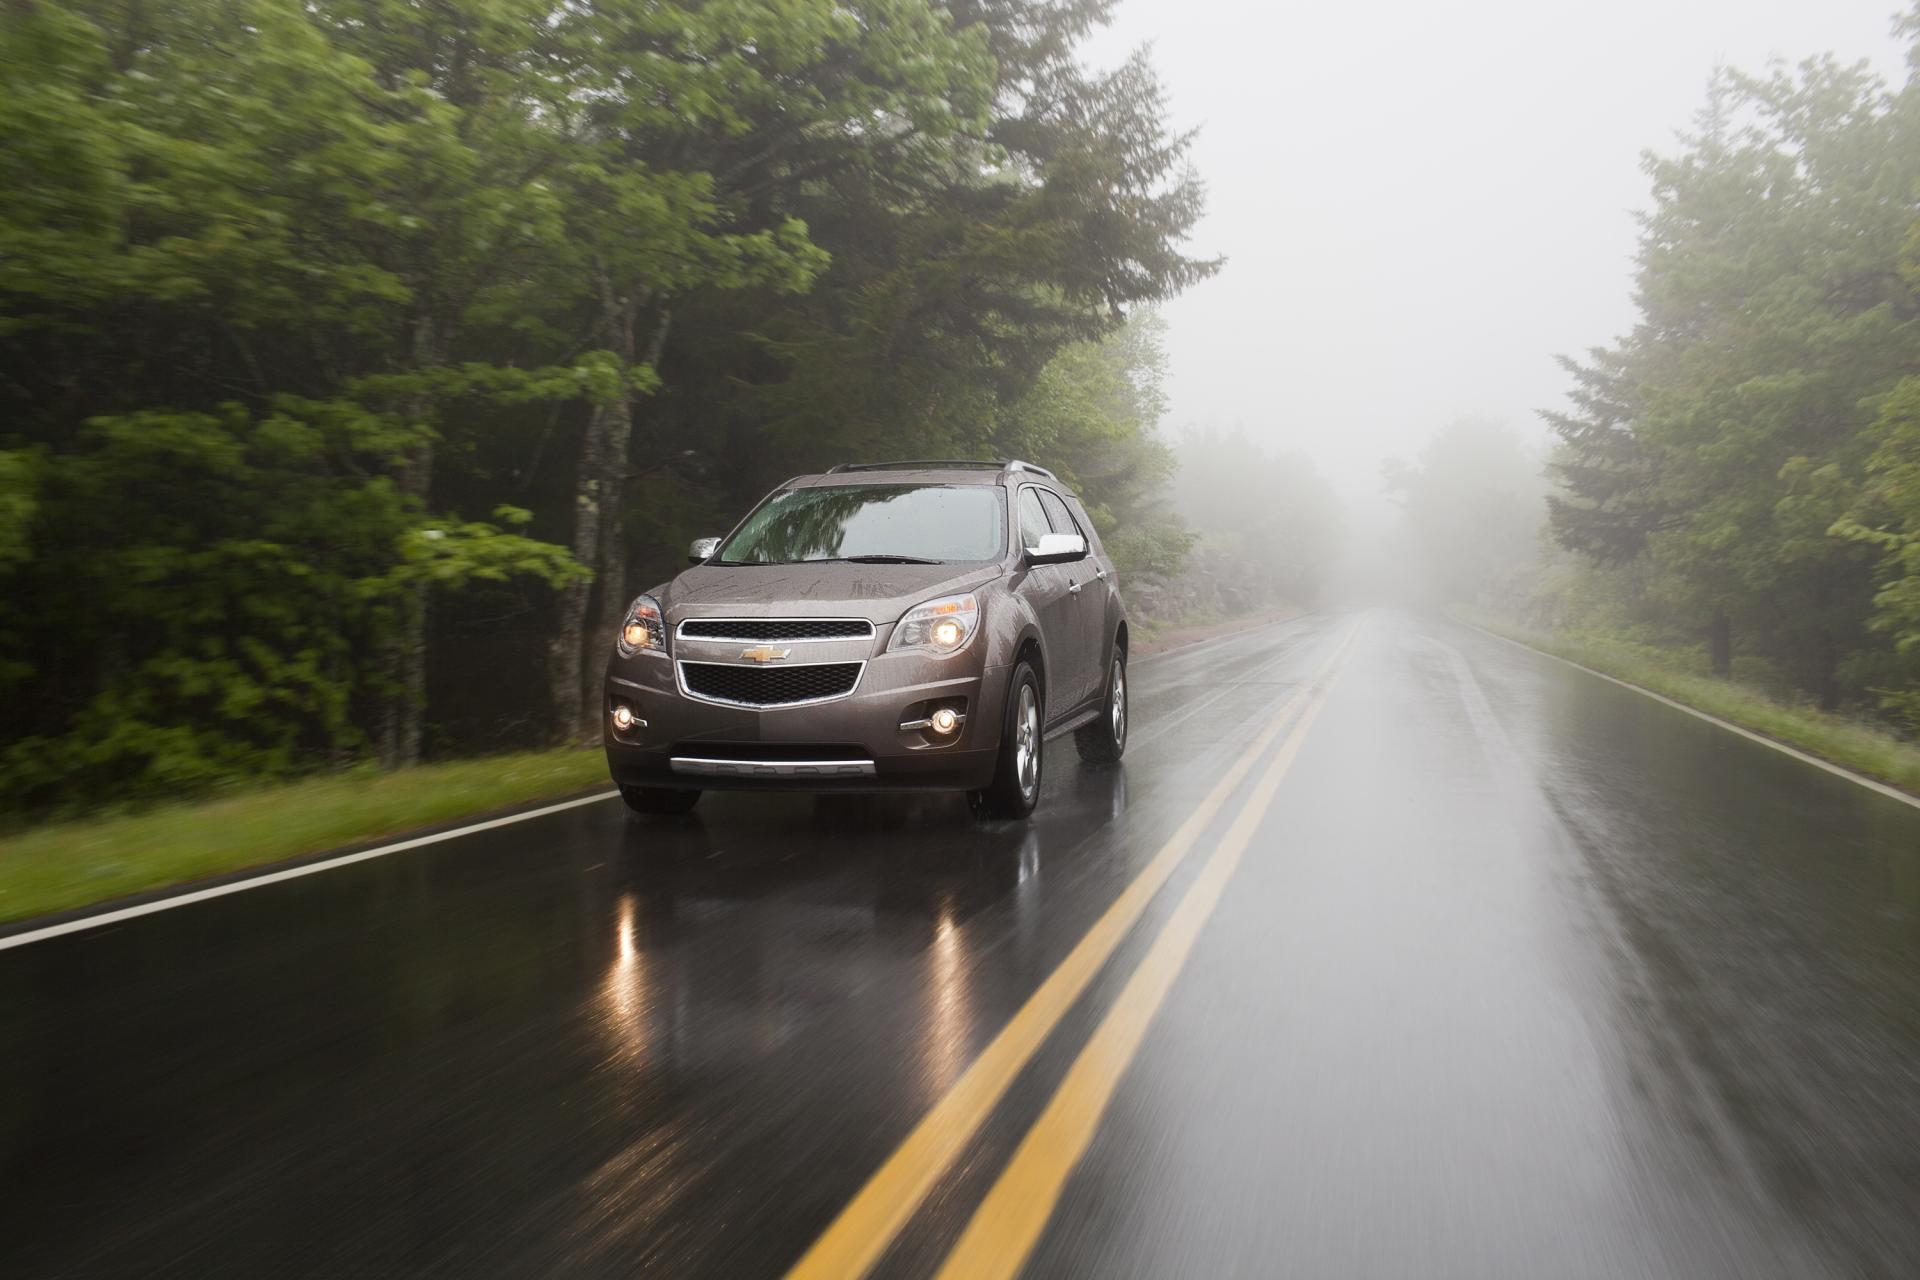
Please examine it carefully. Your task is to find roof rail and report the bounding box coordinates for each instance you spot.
[827,458,1058,481]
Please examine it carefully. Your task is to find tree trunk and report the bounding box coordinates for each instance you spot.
[577,308,670,739]
[396,442,431,767]
[549,268,671,744]
[550,400,610,743]
[1707,606,1731,679]
[381,314,440,768]
[578,394,631,738]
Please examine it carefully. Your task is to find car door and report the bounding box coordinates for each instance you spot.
[1035,487,1101,713]
[1065,489,1121,649]
[1015,486,1079,721]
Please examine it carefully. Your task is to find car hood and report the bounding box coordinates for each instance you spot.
[657,562,1004,626]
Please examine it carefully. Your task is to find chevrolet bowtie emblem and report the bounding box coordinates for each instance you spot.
[739,645,792,663]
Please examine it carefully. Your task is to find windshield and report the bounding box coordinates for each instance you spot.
[717,484,1006,565]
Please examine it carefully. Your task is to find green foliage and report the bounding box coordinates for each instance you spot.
[1546,37,1920,715]
[1834,375,1920,723]
[0,448,39,573]
[999,315,1192,578]
[0,0,1212,814]
[0,399,586,813]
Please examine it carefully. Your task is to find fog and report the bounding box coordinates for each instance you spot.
[8,7,1920,1272]
[1090,0,1908,510]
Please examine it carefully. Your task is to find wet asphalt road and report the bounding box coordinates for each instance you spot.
[3,611,1918,1278]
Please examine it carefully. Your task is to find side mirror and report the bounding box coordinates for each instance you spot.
[1025,532,1087,565]
[687,536,721,565]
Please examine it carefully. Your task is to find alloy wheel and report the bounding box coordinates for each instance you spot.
[1015,683,1040,800]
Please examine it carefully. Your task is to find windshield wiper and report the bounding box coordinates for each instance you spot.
[838,554,944,564]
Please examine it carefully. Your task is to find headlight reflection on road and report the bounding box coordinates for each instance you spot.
[600,893,653,1062]
[923,892,976,1097]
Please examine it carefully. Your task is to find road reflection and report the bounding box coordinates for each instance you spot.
[924,893,973,1094]
[599,894,653,1065]
[562,781,1128,1268]
[584,768,1134,1090]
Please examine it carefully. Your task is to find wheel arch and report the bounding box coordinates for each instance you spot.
[1014,631,1046,699]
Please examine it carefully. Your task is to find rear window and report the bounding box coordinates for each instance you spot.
[718,484,1007,565]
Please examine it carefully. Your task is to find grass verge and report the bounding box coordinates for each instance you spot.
[0,747,611,927]
[1458,608,1920,800]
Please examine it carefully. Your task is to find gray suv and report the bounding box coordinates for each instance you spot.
[603,460,1128,819]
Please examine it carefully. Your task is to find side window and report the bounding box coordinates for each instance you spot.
[1017,487,1052,552]
[1036,489,1080,537]
[1065,496,1104,553]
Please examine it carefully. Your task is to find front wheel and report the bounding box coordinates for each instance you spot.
[970,661,1043,820]
[1075,649,1128,764]
[619,785,701,815]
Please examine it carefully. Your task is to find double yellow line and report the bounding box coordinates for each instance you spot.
[786,624,1358,1280]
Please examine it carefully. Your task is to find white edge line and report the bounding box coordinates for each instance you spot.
[0,790,620,952]
[1461,621,1920,813]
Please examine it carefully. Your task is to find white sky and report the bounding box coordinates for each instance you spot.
[1088,0,1911,508]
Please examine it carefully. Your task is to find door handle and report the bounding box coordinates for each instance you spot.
[1095,568,1108,581]
[1068,580,1082,595]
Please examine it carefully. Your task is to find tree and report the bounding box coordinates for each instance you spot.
[587,0,1218,612]
[1546,47,1920,707]
[536,0,991,741]
[0,0,1219,812]
[1384,419,1544,609]
[1000,313,1191,578]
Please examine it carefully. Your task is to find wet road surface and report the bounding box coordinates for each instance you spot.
[3,611,1918,1278]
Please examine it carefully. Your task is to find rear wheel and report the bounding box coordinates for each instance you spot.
[970,661,1043,820]
[1075,648,1128,764]
[619,785,701,815]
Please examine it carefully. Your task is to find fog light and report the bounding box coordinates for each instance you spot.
[611,703,636,732]
[930,707,959,735]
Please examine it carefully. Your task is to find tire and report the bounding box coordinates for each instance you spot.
[1075,647,1128,764]
[970,660,1044,820]
[619,785,701,815]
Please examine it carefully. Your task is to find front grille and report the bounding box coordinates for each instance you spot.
[679,618,874,642]
[679,661,863,707]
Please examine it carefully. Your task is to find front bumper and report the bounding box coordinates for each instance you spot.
[603,644,1006,793]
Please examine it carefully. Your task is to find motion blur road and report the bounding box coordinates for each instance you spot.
[4,611,1918,1278]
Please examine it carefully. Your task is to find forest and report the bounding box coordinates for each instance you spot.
[0,0,1214,814]
[15,0,1920,822]
[1393,19,1920,735]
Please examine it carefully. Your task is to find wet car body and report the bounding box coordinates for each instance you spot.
[602,461,1127,813]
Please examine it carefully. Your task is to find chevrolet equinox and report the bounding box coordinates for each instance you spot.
[602,459,1128,819]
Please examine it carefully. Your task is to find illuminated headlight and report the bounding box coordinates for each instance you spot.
[615,594,666,656]
[888,593,980,656]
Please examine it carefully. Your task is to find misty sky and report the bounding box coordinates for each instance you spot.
[1089,0,1911,506]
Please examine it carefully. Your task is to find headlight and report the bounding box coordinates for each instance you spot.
[888,593,979,656]
[616,594,666,656]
